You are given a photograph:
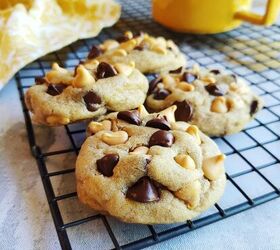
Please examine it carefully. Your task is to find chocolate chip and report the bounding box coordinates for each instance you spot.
[83,91,102,111]
[134,41,149,51]
[88,45,101,59]
[96,62,117,79]
[169,66,183,74]
[35,77,47,85]
[117,110,141,125]
[134,45,144,51]
[134,31,145,38]
[96,154,119,177]
[174,101,193,122]
[46,84,67,96]
[182,72,197,83]
[250,100,259,116]
[210,69,220,75]
[205,84,226,96]
[126,176,160,203]
[153,89,171,100]
[148,77,161,94]
[116,35,130,43]
[149,130,174,147]
[146,118,170,130]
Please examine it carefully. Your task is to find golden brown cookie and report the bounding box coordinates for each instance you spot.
[85,31,186,74]
[145,65,264,136]
[76,105,226,224]
[25,61,148,126]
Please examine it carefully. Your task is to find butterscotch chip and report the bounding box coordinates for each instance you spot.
[177,81,195,92]
[72,65,95,88]
[46,115,70,126]
[100,40,120,51]
[45,63,73,84]
[88,120,112,135]
[130,146,149,155]
[174,154,196,170]
[211,97,228,113]
[203,155,225,181]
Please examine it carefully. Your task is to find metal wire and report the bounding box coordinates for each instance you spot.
[16,0,280,249]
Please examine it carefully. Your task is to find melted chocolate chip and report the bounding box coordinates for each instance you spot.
[126,176,160,203]
[88,45,101,59]
[96,154,119,177]
[148,77,161,94]
[182,72,197,83]
[46,84,67,96]
[205,84,226,96]
[83,91,102,111]
[250,100,259,116]
[174,101,193,122]
[153,89,171,100]
[146,118,170,130]
[149,130,174,147]
[117,110,141,125]
[210,69,221,75]
[96,62,117,79]
[169,66,183,74]
[35,77,47,85]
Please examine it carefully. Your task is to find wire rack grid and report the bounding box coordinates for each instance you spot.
[15,0,280,249]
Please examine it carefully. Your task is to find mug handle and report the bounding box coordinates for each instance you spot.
[234,0,280,25]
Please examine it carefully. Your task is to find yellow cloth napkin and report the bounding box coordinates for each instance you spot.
[0,0,121,89]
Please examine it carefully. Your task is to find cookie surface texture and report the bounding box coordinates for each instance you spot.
[86,31,186,74]
[25,61,148,126]
[145,65,263,136]
[76,105,226,224]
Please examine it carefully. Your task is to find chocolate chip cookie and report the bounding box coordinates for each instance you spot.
[76,105,226,224]
[25,61,148,126]
[145,65,264,136]
[86,31,186,74]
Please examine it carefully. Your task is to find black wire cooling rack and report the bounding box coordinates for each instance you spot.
[15,0,280,249]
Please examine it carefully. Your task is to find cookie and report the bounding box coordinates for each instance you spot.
[25,61,148,126]
[86,31,186,74]
[76,105,226,224]
[145,65,264,136]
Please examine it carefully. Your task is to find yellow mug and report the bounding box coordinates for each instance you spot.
[152,0,280,34]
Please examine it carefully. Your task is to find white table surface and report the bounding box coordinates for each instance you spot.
[1,2,280,249]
